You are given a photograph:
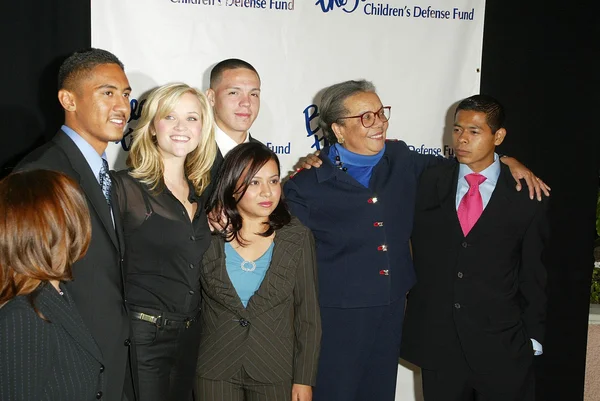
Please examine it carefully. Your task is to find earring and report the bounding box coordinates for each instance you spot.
[338,137,345,144]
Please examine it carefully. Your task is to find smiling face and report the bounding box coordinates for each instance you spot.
[452,110,506,172]
[153,92,203,161]
[207,68,260,141]
[59,63,131,155]
[235,159,281,222]
[331,91,388,155]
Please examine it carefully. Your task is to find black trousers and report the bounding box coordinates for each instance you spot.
[130,306,201,401]
[421,349,535,401]
[313,297,406,401]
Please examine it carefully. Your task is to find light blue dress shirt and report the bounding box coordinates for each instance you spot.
[455,153,543,356]
[62,125,114,225]
[225,242,274,308]
[62,125,108,184]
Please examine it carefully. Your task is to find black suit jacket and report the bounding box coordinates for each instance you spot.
[196,218,322,386]
[16,130,134,401]
[401,163,548,373]
[0,284,104,401]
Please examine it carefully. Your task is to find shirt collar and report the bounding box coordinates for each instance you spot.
[458,152,501,185]
[62,125,107,183]
[214,124,250,157]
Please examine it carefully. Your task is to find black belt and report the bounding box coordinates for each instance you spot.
[131,309,198,329]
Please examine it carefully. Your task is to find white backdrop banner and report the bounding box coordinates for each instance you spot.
[92,0,485,399]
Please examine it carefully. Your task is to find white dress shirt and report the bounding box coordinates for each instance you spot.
[214,125,250,157]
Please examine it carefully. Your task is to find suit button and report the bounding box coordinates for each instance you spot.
[457,272,463,278]
[124,338,131,346]
[189,263,195,269]
[190,235,195,241]
[100,364,105,373]
[239,318,250,327]
[454,303,461,309]
[461,241,468,248]
[96,391,103,399]
[189,290,195,295]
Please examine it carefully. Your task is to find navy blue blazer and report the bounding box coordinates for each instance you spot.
[283,140,445,308]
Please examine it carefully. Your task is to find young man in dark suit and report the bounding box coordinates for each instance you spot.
[16,48,136,401]
[401,95,548,401]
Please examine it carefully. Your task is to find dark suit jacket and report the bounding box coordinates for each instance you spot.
[0,284,104,401]
[401,162,548,373]
[196,217,322,386]
[284,141,444,308]
[16,130,134,401]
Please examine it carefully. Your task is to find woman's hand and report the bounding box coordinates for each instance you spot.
[500,156,551,201]
[291,384,312,401]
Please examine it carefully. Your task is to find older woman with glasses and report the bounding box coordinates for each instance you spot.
[284,80,549,401]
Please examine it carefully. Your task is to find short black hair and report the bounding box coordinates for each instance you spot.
[455,94,506,133]
[207,142,290,244]
[58,48,124,90]
[209,58,260,88]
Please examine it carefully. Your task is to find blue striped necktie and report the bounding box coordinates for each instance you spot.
[99,158,112,207]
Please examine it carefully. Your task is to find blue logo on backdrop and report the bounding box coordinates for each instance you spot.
[303,104,329,151]
[407,143,455,157]
[170,0,295,11]
[314,0,474,19]
[118,98,146,151]
[266,142,292,154]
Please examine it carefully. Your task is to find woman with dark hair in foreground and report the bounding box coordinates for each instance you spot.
[0,170,102,401]
[195,142,321,401]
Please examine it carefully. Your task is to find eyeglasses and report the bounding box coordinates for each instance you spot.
[337,106,391,128]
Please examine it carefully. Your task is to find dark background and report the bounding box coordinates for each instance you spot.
[2,0,598,399]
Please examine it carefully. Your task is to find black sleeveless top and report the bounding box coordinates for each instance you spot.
[112,170,211,314]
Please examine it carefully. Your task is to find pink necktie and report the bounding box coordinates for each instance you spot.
[457,173,487,236]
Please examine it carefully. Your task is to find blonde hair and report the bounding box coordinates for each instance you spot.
[0,170,91,309]
[127,83,217,194]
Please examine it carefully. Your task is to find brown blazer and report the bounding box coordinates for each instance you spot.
[196,217,321,386]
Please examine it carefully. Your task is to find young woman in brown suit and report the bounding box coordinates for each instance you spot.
[195,142,321,401]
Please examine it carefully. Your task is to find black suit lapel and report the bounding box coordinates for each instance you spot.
[53,131,118,249]
[110,187,125,257]
[248,134,262,144]
[437,163,464,237]
[38,285,103,363]
[467,164,513,237]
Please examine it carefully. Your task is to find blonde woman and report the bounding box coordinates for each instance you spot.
[112,82,217,401]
